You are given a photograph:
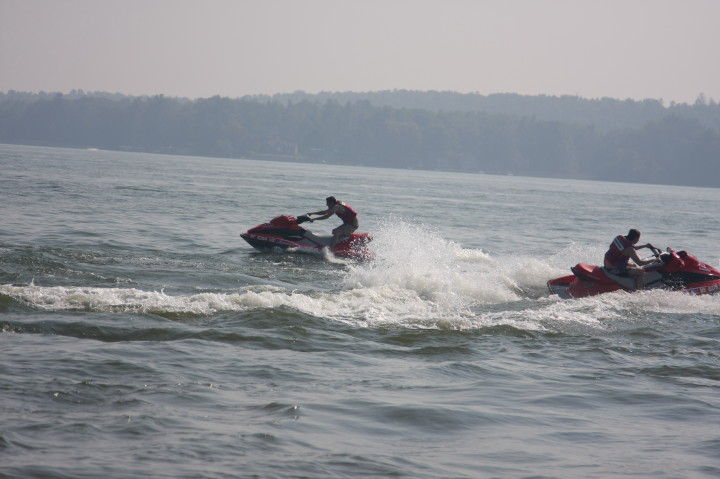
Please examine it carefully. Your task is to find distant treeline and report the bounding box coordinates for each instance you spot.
[1,90,719,187]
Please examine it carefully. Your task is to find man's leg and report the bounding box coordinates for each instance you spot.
[628,267,645,290]
[331,225,350,248]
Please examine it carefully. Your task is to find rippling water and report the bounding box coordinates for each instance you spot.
[1,144,719,478]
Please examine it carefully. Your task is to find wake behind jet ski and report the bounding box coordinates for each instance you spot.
[547,247,720,299]
[240,215,372,259]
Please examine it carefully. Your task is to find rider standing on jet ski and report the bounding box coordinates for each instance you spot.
[604,228,656,289]
[307,196,359,249]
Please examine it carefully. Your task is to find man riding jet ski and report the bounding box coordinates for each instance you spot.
[240,214,372,259]
[602,229,657,290]
[547,246,720,299]
[306,196,360,249]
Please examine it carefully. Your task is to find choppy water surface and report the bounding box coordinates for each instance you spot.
[1,144,719,479]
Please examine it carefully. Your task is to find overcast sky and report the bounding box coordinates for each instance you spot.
[2,0,719,104]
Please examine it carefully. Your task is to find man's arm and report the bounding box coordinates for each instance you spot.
[626,247,655,266]
[308,205,338,220]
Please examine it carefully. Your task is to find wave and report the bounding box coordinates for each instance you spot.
[2,272,719,334]
[2,219,719,331]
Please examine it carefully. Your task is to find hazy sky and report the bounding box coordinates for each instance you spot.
[2,0,719,104]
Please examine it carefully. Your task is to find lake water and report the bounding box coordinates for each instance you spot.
[1,143,719,478]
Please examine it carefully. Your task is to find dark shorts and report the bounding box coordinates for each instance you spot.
[608,267,629,277]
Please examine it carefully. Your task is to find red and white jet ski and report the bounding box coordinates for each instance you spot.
[240,215,373,259]
[547,247,720,299]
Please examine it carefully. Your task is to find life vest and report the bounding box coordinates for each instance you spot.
[604,235,632,269]
[336,202,358,224]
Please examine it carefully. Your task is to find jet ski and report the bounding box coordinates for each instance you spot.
[240,215,373,259]
[547,247,720,299]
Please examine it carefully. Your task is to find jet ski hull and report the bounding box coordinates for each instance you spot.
[241,215,373,259]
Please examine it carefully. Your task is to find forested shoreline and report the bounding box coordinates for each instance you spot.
[1,90,719,187]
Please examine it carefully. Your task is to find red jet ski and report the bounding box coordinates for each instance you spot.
[547,247,720,299]
[240,215,373,259]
